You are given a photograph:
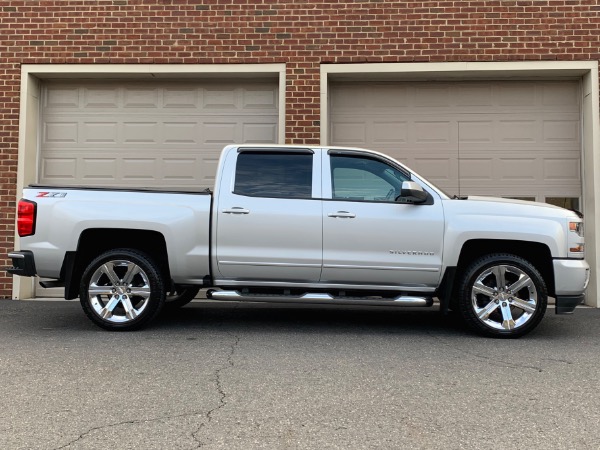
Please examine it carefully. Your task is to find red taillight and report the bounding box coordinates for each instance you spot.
[17,199,37,237]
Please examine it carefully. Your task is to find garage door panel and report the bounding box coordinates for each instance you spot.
[81,158,118,181]
[45,87,79,108]
[40,158,78,182]
[41,80,278,189]
[458,121,494,143]
[162,158,199,182]
[243,87,278,108]
[542,83,580,107]
[543,120,580,143]
[330,121,367,145]
[123,88,159,108]
[414,85,451,107]
[163,122,198,144]
[459,159,494,182]
[43,121,78,144]
[83,122,119,144]
[543,158,581,181]
[202,122,239,144]
[121,158,156,181]
[456,85,493,106]
[414,120,453,144]
[372,121,408,144]
[242,123,278,143]
[163,88,197,108]
[413,157,459,192]
[497,120,539,143]
[497,84,536,107]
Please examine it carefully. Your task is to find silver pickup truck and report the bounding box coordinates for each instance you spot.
[7,145,590,337]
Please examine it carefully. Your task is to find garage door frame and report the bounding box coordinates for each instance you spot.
[14,63,286,299]
[321,61,600,308]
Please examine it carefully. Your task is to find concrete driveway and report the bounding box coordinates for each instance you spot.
[0,300,598,449]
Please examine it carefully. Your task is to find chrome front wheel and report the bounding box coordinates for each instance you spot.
[458,254,547,338]
[80,249,165,330]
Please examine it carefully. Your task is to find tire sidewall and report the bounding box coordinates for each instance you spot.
[80,249,165,331]
[458,253,548,338]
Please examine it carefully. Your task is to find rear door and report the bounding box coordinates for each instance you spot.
[214,148,323,283]
[321,151,445,289]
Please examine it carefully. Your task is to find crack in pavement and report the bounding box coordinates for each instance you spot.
[53,410,211,450]
[191,331,241,448]
[54,330,241,450]
[55,305,242,450]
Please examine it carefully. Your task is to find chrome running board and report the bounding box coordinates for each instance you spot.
[206,290,433,307]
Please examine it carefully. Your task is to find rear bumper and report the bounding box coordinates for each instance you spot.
[6,251,37,277]
[555,294,584,315]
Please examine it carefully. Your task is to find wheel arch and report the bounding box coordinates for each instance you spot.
[64,228,170,299]
[456,239,555,297]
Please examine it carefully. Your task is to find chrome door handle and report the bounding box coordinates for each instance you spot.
[327,211,356,218]
[222,207,250,214]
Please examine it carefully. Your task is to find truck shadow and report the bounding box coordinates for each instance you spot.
[156,301,469,337]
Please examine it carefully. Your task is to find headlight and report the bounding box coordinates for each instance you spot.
[569,221,584,237]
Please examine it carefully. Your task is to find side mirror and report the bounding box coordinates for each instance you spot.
[399,181,428,204]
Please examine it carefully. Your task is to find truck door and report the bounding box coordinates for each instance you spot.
[321,151,444,289]
[214,148,323,284]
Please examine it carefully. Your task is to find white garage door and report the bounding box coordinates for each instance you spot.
[330,81,581,208]
[40,80,279,189]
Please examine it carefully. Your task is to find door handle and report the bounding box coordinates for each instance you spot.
[222,207,250,214]
[327,211,356,219]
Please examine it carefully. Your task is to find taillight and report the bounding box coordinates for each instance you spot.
[17,199,37,237]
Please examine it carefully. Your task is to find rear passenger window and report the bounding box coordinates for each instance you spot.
[234,152,313,199]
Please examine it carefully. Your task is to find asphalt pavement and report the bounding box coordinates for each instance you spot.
[0,299,599,450]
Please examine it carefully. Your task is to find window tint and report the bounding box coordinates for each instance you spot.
[234,152,313,199]
[331,155,409,202]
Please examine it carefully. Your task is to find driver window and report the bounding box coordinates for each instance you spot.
[330,155,409,202]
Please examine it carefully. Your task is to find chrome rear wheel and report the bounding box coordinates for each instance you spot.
[80,249,165,330]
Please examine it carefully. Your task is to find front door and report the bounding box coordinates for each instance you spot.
[321,152,444,289]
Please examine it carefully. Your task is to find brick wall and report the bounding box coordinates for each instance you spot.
[1,0,599,297]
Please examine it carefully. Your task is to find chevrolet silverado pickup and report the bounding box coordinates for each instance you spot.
[7,145,590,337]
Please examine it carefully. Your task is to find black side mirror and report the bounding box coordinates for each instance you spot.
[399,181,428,204]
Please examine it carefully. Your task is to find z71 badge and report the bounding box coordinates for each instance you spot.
[36,192,67,198]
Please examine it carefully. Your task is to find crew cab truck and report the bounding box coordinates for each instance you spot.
[7,145,590,338]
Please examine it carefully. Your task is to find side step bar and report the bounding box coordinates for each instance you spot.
[206,290,433,307]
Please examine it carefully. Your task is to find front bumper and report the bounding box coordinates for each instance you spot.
[6,251,37,277]
[553,258,589,314]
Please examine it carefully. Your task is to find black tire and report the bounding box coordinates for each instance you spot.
[163,285,201,310]
[457,253,548,338]
[79,248,166,331]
